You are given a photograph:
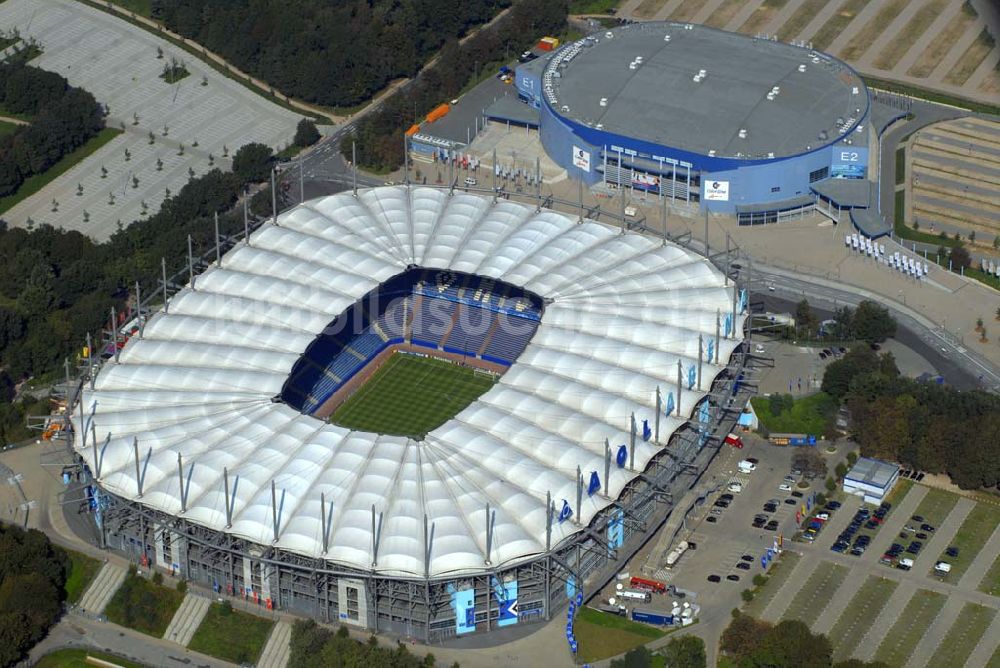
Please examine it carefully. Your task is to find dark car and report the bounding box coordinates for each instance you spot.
[766,521,779,531]
[865,520,879,530]
[912,515,925,522]
[764,504,778,513]
[880,502,892,510]
[946,547,959,558]
[899,531,909,540]
[825,501,842,510]
[736,562,751,571]
[916,472,925,481]
[916,532,929,540]
[752,518,766,528]
[791,491,804,498]
[688,542,697,550]
[741,554,754,562]
[706,516,718,523]
[921,524,935,532]
[707,574,721,582]
[819,352,827,359]
[838,347,847,354]
[714,499,729,508]
[784,499,797,505]
[831,542,847,553]
[822,349,833,356]
[720,493,735,501]
[726,574,740,582]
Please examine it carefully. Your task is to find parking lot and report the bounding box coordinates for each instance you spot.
[0,0,301,239]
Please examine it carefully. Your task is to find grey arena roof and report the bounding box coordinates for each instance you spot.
[547,23,868,160]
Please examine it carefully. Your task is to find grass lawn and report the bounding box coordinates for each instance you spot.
[839,0,907,62]
[933,502,1000,583]
[64,549,102,605]
[106,0,152,16]
[944,29,996,86]
[908,5,977,78]
[569,0,619,13]
[873,589,946,667]
[893,189,961,249]
[331,353,496,439]
[927,603,996,667]
[574,606,666,663]
[864,74,1000,116]
[35,649,146,668]
[828,576,898,663]
[0,119,18,137]
[872,0,949,70]
[738,0,789,35]
[670,0,710,23]
[910,487,959,528]
[979,551,1000,596]
[894,148,905,184]
[780,563,849,627]
[776,0,829,41]
[750,392,836,435]
[745,552,801,617]
[0,127,122,214]
[811,0,869,51]
[188,603,274,665]
[704,0,748,29]
[104,574,185,637]
[634,0,668,19]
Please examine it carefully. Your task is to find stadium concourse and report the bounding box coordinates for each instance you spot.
[69,186,748,641]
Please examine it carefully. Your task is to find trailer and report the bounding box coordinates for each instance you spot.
[631,609,674,626]
[665,540,689,568]
[630,576,667,594]
[617,589,652,603]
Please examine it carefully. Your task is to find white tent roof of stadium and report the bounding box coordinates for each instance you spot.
[72,187,744,578]
[547,22,867,159]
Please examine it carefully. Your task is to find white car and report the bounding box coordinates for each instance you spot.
[738,459,757,472]
[754,344,765,354]
[727,482,743,493]
[464,177,477,186]
[778,483,793,492]
[816,512,830,521]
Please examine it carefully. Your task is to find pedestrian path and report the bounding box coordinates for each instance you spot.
[163,593,211,647]
[959,522,1000,591]
[78,562,126,615]
[258,620,292,668]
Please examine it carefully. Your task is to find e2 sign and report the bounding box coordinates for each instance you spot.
[830,147,867,179]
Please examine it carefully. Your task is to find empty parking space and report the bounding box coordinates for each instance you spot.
[873,589,946,667]
[931,503,1000,583]
[827,576,898,662]
[745,552,801,618]
[908,487,959,531]
[927,603,997,667]
[779,563,850,626]
[979,552,1000,597]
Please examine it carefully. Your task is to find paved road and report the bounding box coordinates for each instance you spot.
[756,267,1000,392]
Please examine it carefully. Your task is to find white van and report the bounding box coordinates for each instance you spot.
[738,459,757,473]
[727,481,743,494]
[934,561,952,575]
[897,557,914,571]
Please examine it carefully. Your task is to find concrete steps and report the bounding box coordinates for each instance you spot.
[77,563,127,615]
[258,620,292,668]
[163,593,211,647]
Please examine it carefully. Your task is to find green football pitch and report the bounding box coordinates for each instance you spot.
[330,352,497,439]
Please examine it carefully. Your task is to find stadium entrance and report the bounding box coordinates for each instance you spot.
[279,268,544,426]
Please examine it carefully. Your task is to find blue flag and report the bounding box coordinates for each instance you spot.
[559,499,573,523]
[588,471,601,496]
[642,419,652,441]
[616,445,628,468]
[665,391,675,416]
[699,401,710,425]
[739,288,748,312]
[687,364,696,389]
[706,338,715,362]
[724,312,734,336]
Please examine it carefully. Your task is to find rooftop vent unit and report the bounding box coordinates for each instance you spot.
[856,124,864,133]
[664,34,671,42]
[635,56,644,63]
[606,31,614,38]
[596,123,604,129]
[599,97,608,107]
[684,24,694,30]
[798,64,807,72]
[738,128,747,139]
[818,130,828,140]
[767,152,775,158]
[629,61,638,70]
[562,105,570,112]
[693,74,703,82]
[852,86,859,94]
[698,69,707,77]
[766,92,775,101]
[708,149,716,157]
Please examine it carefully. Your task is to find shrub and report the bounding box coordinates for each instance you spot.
[151,571,163,585]
[741,589,754,602]
[176,579,187,594]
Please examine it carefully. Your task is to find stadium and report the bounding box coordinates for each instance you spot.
[69,186,750,641]
[515,22,872,222]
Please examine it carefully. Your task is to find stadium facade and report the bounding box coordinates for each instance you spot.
[515,23,871,222]
[69,187,751,642]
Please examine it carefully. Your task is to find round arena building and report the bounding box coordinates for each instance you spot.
[515,22,871,222]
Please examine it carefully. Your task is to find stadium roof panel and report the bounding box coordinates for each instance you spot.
[72,187,745,578]
[548,22,867,159]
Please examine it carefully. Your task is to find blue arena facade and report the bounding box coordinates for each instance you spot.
[515,23,871,222]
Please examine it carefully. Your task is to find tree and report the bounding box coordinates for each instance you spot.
[720,611,772,659]
[610,646,653,668]
[851,300,896,344]
[792,449,826,479]
[750,619,832,668]
[294,118,320,147]
[795,299,817,336]
[835,461,848,479]
[825,476,836,492]
[660,635,706,668]
[232,142,274,184]
[950,245,971,269]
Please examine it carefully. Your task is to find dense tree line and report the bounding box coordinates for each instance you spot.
[721,612,887,668]
[794,299,896,344]
[289,621,448,668]
[151,0,510,108]
[344,0,568,171]
[611,636,706,667]
[822,346,1000,491]
[0,61,105,197]
[0,524,70,666]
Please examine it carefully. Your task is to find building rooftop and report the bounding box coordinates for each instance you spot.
[846,457,899,489]
[546,22,868,160]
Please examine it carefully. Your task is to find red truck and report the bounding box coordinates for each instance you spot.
[724,433,744,449]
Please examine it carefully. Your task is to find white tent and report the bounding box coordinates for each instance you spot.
[72,187,744,577]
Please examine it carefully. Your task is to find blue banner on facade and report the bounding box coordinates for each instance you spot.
[608,509,624,556]
[451,588,476,634]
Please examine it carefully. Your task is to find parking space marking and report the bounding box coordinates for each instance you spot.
[905,596,965,668]
[761,556,819,623]
[852,580,918,662]
[963,607,1000,668]
[826,575,899,661]
[915,498,974,573]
